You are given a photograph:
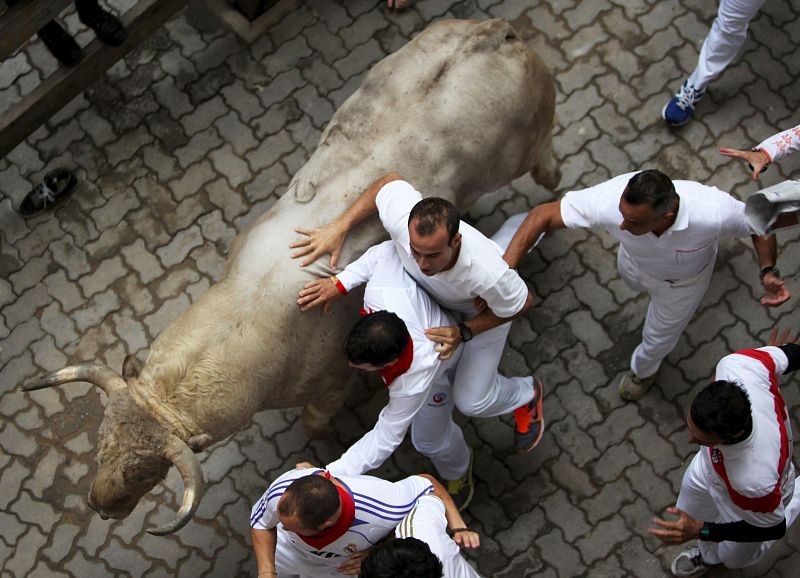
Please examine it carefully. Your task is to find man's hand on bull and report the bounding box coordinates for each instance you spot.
[290,222,348,269]
[297,278,342,313]
[761,272,790,307]
[424,325,461,360]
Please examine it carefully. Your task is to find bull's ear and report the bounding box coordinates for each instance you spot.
[187,433,212,453]
[122,355,142,379]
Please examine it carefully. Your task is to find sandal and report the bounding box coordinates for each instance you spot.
[19,168,78,218]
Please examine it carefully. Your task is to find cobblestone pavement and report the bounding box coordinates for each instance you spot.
[2,0,800,576]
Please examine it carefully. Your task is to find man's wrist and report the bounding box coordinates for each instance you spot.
[760,265,781,281]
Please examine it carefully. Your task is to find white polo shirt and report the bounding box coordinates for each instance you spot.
[326,241,460,476]
[250,468,434,568]
[395,495,483,578]
[376,180,529,318]
[701,347,796,527]
[560,172,751,282]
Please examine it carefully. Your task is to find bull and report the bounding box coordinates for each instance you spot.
[22,18,560,535]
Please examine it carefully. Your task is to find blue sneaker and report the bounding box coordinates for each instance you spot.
[662,81,705,127]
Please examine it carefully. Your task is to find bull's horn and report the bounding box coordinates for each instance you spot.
[21,364,127,397]
[148,435,205,535]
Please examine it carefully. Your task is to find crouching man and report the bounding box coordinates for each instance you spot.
[249,464,434,577]
[648,330,800,576]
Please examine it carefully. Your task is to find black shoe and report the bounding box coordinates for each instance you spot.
[19,169,78,218]
[77,2,127,46]
[37,21,83,66]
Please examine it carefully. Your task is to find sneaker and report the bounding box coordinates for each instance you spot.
[662,80,706,127]
[671,545,712,577]
[37,21,83,66]
[19,168,78,218]
[446,450,474,511]
[514,378,545,452]
[77,1,127,46]
[618,370,656,401]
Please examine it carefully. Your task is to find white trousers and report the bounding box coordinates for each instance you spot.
[411,367,470,480]
[688,0,766,91]
[448,214,535,418]
[677,452,800,568]
[617,248,713,379]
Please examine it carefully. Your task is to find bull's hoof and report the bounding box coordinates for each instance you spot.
[301,405,334,440]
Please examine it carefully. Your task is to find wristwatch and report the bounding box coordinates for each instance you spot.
[759,266,781,281]
[457,322,473,343]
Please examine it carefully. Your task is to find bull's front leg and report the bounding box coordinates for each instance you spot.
[531,131,561,191]
[301,380,353,439]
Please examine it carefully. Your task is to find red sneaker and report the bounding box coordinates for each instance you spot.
[514,378,544,453]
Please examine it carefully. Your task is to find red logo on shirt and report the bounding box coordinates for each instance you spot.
[710,449,722,465]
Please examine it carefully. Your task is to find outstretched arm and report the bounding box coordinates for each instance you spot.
[418,474,480,549]
[503,201,566,269]
[290,173,404,269]
[719,147,770,181]
[751,234,790,307]
[649,506,785,545]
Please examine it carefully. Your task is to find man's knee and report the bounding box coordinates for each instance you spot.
[718,543,767,569]
[453,389,490,417]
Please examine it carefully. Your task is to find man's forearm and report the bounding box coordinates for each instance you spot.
[751,233,778,269]
[701,518,786,542]
[503,201,565,269]
[251,527,278,575]
[337,173,403,231]
[420,475,467,531]
[465,291,533,337]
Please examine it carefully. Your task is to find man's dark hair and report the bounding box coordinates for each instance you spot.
[623,170,678,216]
[345,311,410,366]
[408,197,460,244]
[278,475,340,530]
[360,538,443,578]
[690,380,753,442]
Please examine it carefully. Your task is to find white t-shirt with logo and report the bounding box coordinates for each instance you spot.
[376,180,529,318]
[560,172,751,282]
[250,468,433,569]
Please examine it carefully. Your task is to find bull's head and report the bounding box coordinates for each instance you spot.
[22,362,205,535]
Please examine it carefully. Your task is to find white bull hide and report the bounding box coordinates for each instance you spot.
[23,18,559,535]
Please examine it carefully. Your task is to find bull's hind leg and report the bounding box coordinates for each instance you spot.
[301,382,352,440]
[531,132,561,191]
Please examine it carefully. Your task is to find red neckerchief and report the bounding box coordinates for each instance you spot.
[378,336,414,387]
[296,472,356,549]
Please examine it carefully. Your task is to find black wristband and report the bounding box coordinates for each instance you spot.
[760,266,781,281]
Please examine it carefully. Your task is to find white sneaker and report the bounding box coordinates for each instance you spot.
[671,545,712,577]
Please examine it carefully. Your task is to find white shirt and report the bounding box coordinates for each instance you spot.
[560,172,751,281]
[701,346,796,527]
[326,242,460,476]
[758,124,800,163]
[395,495,483,578]
[376,180,529,318]
[250,468,434,567]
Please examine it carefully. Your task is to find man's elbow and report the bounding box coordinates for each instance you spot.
[518,291,534,315]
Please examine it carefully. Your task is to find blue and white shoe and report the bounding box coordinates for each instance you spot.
[662,81,706,127]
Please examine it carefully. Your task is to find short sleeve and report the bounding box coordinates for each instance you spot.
[560,172,636,230]
[391,474,435,505]
[716,192,751,238]
[376,180,422,241]
[249,472,295,530]
[479,268,529,318]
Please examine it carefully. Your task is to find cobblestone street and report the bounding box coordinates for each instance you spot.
[2,0,800,576]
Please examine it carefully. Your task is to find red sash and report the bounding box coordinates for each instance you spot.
[378,336,414,387]
[297,473,356,549]
[707,349,789,513]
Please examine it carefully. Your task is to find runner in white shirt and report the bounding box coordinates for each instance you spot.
[249,465,434,578]
[503,169,787,401]
[720,123,800,181]
[291,174,544,453]
[648,332,800,576]
[297,241,473,508]
[360,494,483,578]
